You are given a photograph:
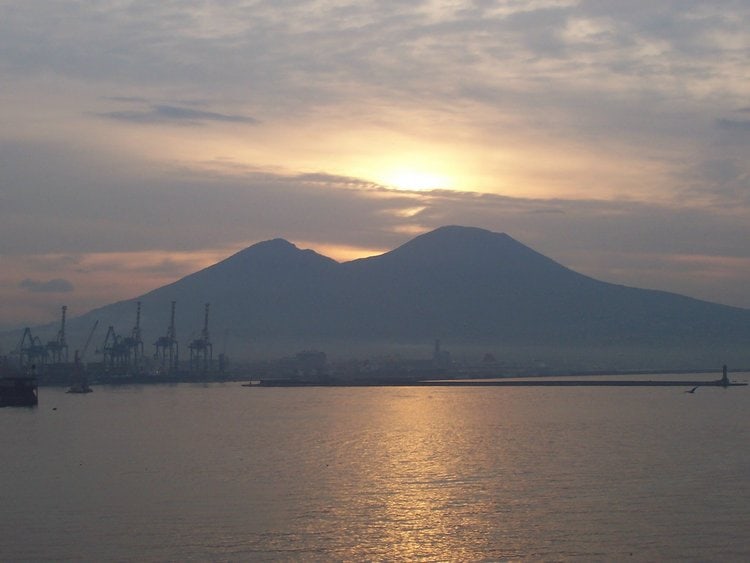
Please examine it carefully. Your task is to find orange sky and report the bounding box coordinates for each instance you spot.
[2,1,750,329]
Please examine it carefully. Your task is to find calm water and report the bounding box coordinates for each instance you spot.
[1,376,749,561]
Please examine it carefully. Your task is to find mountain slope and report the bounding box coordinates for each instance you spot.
[335,226,749,346]
[5,226,750,368]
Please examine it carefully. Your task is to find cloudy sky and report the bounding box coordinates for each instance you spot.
[2,0,750,330]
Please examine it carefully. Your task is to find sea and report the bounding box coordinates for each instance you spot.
[1,374,748,562]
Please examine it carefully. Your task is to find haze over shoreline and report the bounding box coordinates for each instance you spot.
[4,226,749,372]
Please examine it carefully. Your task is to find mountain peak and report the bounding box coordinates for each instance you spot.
[375,225,534,269]
[246,237,298,253]
[245,238,338,265]
[409,225,513,247]
[425,225,508,238]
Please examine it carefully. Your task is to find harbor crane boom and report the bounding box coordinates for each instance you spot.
[80,320,99,361]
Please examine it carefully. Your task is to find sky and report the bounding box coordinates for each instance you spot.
[1,0,750,331]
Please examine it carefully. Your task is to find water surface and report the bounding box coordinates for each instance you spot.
[2,377,748,561]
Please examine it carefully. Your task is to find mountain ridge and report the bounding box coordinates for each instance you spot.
[3,226,750,369]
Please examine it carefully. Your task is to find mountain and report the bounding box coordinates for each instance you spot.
[5,226,750,369]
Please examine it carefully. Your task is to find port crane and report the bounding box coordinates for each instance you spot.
[66,320,98,392]
[154,301,179,374]
[101,325,130,370]
[79,320,99,362]
[189,303,213,372]
[17,327,48,370]
[121,301,144,370]
[45,305,69,363]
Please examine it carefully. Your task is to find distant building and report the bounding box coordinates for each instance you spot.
[432,339,451,368]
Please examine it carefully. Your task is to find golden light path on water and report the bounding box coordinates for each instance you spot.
[2,382,749,560]
[299,388,537,560]
[364,392,499,559]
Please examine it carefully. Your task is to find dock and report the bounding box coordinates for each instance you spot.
[253,365,747,388]
[254,378,747,388]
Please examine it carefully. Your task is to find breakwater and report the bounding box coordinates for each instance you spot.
[254,377,747,388]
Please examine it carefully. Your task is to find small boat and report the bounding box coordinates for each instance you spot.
[66,381,93,394]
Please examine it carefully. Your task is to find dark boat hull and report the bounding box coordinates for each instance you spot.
[0,377,39,407]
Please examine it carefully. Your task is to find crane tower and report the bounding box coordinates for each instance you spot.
[154,301,179,374]
[18,327,48,370]
[189,303,213,372]
[46,305,69,363]
[101,325,129,371]
[122,301,144,370]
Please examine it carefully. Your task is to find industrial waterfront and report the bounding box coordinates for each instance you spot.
[3,301,748,399]
[3,302,226,387]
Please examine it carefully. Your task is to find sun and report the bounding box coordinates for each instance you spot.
[342,146,466,192]
[380,166,455,191]
[383,168,450,191]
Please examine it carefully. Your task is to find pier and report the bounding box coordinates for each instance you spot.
[255,378,748,388]
[254,365,747,388]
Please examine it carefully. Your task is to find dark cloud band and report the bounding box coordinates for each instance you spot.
[20,278,75,293]
[100,104,259,125]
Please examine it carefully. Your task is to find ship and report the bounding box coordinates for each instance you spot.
[0,375,38,407]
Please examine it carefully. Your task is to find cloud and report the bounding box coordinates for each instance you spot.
[19,278,74,293]
[2,0,750,324]
[716,118,750,132]
[100,104,259,125]
[293,172,381,190]
[3,139,749,261]
[103,95,151,104]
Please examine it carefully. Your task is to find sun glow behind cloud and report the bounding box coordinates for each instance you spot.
[3,0,750,330]
[342,145,471,193]
[380,167,453,191]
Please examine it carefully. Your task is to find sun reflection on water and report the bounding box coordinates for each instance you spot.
[5,385,748,560]
[321,389,518,560]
